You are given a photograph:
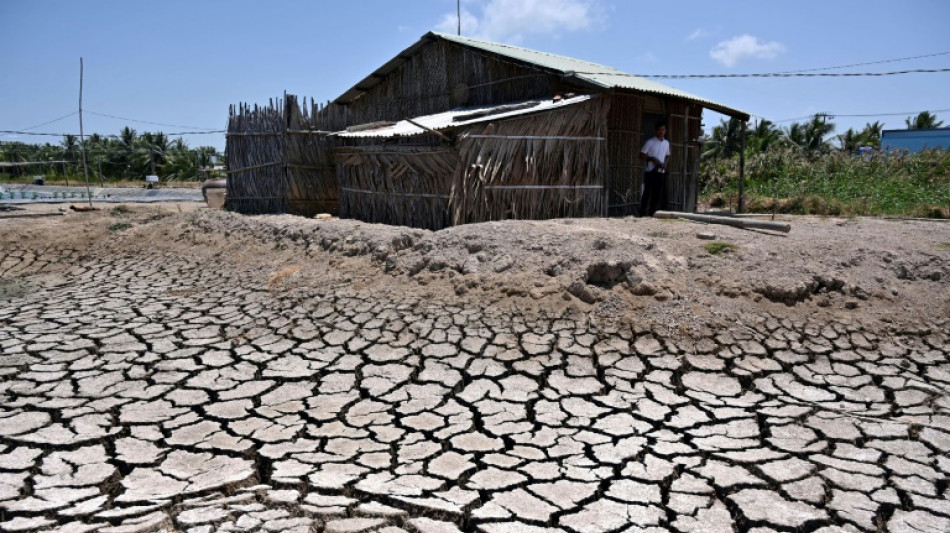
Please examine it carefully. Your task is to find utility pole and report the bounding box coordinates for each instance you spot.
[457,0,461,35]
[78,57,93,207]
[62,161,69,187]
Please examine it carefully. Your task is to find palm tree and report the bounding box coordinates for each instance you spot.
[858,121,883,148]
[119,126,137,148]
[838,128,861,152]
[747,119,781,153]
[905,111,945,130]
[785,114,835,154]
[702,118,743,160]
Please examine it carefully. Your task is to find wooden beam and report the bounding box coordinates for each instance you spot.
[738,119,747,214]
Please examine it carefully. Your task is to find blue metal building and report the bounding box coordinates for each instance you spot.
[881,128,950,153]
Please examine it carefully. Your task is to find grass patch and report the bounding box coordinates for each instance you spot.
[701,148,950,217]
[938,243,950,251]
[108,222,132,232]
[109,205,131,217]
[704,241,737,256]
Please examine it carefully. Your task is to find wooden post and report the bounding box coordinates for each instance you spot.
[738,119,747,214]
[78,57,93,208]
[682,106,689,212]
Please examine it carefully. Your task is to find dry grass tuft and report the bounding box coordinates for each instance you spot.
[267,265,303,290]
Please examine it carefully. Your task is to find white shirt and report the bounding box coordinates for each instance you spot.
[641,137,671,172]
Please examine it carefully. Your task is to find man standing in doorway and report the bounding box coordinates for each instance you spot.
[638,121,671,217]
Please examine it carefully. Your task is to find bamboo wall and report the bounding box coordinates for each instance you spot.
[666,101,703,213]
[606,94,643,216]
[605,94,703,215]
[340,39,581,126]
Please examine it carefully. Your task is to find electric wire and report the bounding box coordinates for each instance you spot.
[85,110,220,130]
[777,50,950,74]
[587,67,950,79]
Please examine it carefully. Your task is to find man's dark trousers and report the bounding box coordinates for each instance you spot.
[640,170,666,217]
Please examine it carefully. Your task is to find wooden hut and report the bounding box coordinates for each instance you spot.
[226,32,748,227]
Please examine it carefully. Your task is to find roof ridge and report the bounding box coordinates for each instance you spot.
[429,31,625,74]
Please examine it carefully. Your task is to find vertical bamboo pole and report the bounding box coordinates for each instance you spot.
[682,107,689,212]
[738,119,747,214]
[78,57,92,207]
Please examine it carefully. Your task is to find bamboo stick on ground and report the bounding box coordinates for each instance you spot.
[653,210,791,233]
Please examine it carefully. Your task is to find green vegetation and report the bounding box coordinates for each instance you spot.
[108,221,132,232]
[704,241,736,256]
[0,127,223,184]
[701,111,950,218]
[938,243,950,252]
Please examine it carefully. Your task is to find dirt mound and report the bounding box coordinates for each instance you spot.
[3,204,948,325]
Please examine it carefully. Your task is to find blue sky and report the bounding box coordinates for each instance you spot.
[1,0,948,151]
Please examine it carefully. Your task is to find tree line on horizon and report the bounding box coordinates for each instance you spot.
[0,126,223,182]
[702,110,945,161]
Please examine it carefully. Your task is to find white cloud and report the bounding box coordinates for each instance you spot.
[685,28,709,41]
[709,34,786,67]
[435,0,601,43]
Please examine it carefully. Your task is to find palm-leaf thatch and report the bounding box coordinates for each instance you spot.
[451,97,609,225]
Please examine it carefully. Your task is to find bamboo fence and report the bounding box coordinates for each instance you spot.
[226,101,286,214]
[226,95,349,216]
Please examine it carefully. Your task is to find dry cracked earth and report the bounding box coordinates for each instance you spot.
[0,206,948,533]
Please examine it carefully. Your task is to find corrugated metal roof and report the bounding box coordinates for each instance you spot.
[335,95,593,138]
[334,32,749,120]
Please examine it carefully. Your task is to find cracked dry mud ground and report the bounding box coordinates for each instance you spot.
[0,207,948,533]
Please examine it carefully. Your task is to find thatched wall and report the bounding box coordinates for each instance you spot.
[451,97,610,225]
[335,144,458,230]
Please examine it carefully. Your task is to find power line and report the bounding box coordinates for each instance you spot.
[593,67,950,79]
[772,107,950,123]
[0,129,225,137]
[778,50,950,74]
[0,112,80,138]
[85,110,219,130]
